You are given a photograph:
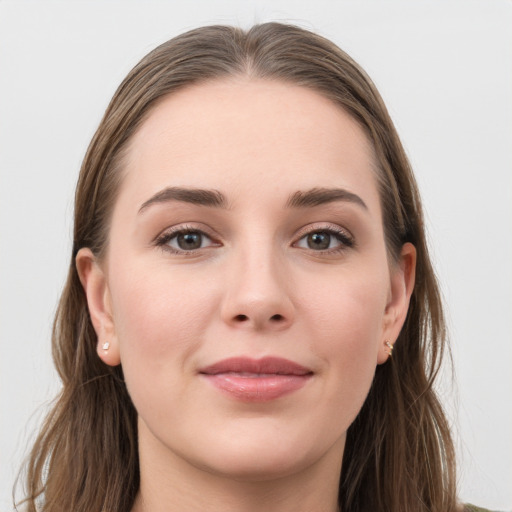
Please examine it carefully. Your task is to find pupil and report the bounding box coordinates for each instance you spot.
[308,232,330,250]
[178,232,201,250]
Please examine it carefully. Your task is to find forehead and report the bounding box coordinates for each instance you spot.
[119,78,380,212]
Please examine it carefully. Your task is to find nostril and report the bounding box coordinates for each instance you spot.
[270,314,284,322]
[234,314,249,322]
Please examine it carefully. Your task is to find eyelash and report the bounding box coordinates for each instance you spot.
[293,224,355,254]
[154,224,355,255]
[154,224,218,255]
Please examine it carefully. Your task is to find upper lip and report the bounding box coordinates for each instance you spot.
[199,356,313,376]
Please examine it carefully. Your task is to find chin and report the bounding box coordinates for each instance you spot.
[187,426,339,482]
[201,450,315,482]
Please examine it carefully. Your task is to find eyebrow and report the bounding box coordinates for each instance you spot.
[138,185,367,214]
[286,187,368,210]
[138,187,227,214]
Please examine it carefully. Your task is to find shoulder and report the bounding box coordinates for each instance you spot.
[464,505,506,512]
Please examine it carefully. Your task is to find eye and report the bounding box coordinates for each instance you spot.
[294,228,354,252]
[156,228,217,253]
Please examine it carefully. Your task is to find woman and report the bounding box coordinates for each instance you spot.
[17,22,491,512]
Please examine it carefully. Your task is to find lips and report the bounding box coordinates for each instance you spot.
[199,357,313,402]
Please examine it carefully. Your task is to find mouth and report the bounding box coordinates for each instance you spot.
[199,356,314,402]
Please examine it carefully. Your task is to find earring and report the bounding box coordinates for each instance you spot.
[102,341,110,351]
[385,340,394,356]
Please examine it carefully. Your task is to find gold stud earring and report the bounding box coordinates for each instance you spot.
[102,341,110,352]
[385,340,394,356]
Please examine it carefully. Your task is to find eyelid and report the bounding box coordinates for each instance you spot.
[152,221,354,255]
[154,223,221,254]
[292,222,355,250]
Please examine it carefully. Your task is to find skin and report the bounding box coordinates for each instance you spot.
[77,78,416,512]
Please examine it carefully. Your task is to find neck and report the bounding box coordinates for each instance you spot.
[131,422,344,512]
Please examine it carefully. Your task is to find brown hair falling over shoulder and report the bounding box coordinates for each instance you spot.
[17,23,456,512]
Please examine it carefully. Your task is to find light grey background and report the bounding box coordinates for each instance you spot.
[1,1,511,510]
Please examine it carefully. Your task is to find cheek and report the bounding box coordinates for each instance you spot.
[108,259,220,372]
[300,264,388,401]
[302,263,388,347]
[108,261,224,427]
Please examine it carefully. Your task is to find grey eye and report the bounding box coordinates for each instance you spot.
[294,229,354,252]
[306,232,331,250]
[166,230,213,251]
[176,232,203,250]
[296,230,343,251]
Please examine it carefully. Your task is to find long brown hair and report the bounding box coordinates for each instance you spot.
[17,23,456,512]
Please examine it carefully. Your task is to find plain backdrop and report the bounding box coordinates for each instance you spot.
[1,1,511,510]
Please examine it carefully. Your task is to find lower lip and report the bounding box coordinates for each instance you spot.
[201,373,312,402]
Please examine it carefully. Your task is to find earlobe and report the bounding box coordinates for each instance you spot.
[76,248,121,366]
[378,243,417,364]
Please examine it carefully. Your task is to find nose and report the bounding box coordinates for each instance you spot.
[220,248,295,332]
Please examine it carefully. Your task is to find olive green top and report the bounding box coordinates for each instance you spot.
[465,505,504,512]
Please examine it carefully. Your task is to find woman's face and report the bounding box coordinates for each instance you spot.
[79,78,414,481]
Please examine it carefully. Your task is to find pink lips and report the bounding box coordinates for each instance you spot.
[199,357,313,402]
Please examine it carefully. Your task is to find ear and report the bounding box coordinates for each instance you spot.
[377,242,416,364]
[76,248,121,366]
